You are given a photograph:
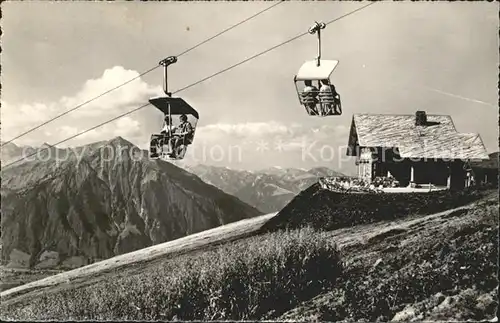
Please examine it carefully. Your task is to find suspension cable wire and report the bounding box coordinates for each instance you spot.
[1,0,286,148]
[2,1,376,170]
[176,0,286,57]
[172,2,377,95]
[1,65,159,148]
[2,103,153,169]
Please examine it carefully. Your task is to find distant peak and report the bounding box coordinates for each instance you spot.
[111,136,126,142]
[75,140,108,149]
[106,136,136,148]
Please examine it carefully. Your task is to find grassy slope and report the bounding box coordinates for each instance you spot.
[1,227,342,321]
[0,212,276,304]
[1,190,497,321]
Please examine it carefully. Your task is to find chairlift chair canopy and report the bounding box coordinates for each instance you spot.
[294,59,339,82]
[149,96,199,119]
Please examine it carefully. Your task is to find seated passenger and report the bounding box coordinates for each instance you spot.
[159,115,176,147]
[169,114,194,158]
[301,80,319,115]
[161,115,174,134]
[319,80,342,115]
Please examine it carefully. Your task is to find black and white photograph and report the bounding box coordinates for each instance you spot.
[0,0,498,321]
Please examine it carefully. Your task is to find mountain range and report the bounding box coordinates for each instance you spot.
[183,165,345,213]
[1,138,343,269]
[1,137,261,269]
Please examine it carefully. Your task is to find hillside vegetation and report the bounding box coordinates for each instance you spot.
[278,191,498,321]
[262,184,488,232]
[1,228,342,320]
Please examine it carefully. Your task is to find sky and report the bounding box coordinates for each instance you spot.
[1,1,498,174]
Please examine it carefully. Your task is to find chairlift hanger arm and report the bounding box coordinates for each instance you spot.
[159,56,178,97]
[158,56,178,138]
[308,21,326,67]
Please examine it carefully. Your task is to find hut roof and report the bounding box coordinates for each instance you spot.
[347,113,489,160]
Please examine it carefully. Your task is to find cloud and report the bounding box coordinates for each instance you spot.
[114,117,141,136]
[61,66,163,118]
[59,126,79,138]
[178,121,354,171]
[1,66,161,146]
[197,121,293,139]
[1,101,60,145]
[196,122,348,142]
[49,116,144,148]
[193,121,349,152]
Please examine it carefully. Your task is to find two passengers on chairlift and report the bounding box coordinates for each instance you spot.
[301,80,341,116]
[158,113,194,158]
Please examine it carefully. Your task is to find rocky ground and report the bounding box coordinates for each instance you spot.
[276,190,498,321]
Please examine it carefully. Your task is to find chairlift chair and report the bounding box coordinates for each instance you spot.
[149,97,199,160]
[294,21,342,117]
[149,56,199,161]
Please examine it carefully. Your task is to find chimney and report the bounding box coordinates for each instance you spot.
[415,111,427,126]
